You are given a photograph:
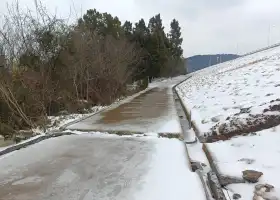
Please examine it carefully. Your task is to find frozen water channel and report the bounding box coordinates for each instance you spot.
[0,134,206,200]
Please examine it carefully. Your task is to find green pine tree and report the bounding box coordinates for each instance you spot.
[168,19,183,58]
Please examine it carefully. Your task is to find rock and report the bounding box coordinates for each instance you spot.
[201,163,207,167]
[238,158,255,164]
[211,115,223,123]
[256,183,275,192]
[255,187,266,195]
[255,184,265,190]
[0,135,4,140]
[254,183,277,200]
[249,132,257,136]
[201,119,208,124]
[264,184,275,192]
[242,170,263,183]
[191,162,201,172]
[233,193,241,199]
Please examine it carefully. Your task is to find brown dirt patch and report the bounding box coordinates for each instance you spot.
[205,100,280,142]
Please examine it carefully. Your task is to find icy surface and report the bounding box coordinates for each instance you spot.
[0,134,206,200]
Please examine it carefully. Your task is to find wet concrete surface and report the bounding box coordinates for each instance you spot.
[65,86,181,133]
[0,134,204,200]
[100,88,169,124]
[0,135,154,200]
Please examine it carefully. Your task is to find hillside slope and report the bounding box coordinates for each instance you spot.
[177,46,280,199]
[185,54,239,73]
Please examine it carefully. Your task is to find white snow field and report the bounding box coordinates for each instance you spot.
[0,134,206,200]
[176,45,280,199]
[177,46,280,139]
[207,126,280,199]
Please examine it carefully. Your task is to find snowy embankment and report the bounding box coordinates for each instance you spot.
[177,46,280,141]
[176,46,280,199]
[37,106,106,134]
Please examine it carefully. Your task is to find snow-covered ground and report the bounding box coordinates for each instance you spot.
[207,126,280,200]
[35,106,106,134]
[0,106,106,151]
[177,46,280,139]
[176,46,280,199]
[0,134,206,200]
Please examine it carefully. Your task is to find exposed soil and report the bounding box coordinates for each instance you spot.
[205,100,280,143]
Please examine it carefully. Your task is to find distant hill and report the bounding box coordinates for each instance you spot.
[185,54,240,73]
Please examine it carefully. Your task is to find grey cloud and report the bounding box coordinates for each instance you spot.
[1,0,280,57]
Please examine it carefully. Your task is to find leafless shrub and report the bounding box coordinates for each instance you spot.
[0,1,142,136]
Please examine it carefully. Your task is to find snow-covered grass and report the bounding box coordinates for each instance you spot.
[0,106,106,151]
[207,126,280,199]
[176,46,280,199]
[37,106,105,134]
[177,46,280,139]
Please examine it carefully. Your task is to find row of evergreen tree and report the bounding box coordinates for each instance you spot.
[78,9,185,80]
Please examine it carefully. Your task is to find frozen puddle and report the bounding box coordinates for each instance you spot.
[65,87,182,134]
[0,134,206,200]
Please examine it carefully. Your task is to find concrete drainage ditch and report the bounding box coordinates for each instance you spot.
[172,78,227,200]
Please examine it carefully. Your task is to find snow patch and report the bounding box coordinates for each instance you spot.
[134,139,206,200]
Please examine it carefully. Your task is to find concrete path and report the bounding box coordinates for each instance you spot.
[0,135,152,200]
[0,76,208,200]
[0,135,206,200]
[65,78,186,133]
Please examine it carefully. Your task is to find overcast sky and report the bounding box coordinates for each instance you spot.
[1,0,280,57]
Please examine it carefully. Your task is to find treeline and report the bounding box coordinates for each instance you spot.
[78,9,185,79]
[0,3,185,137]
